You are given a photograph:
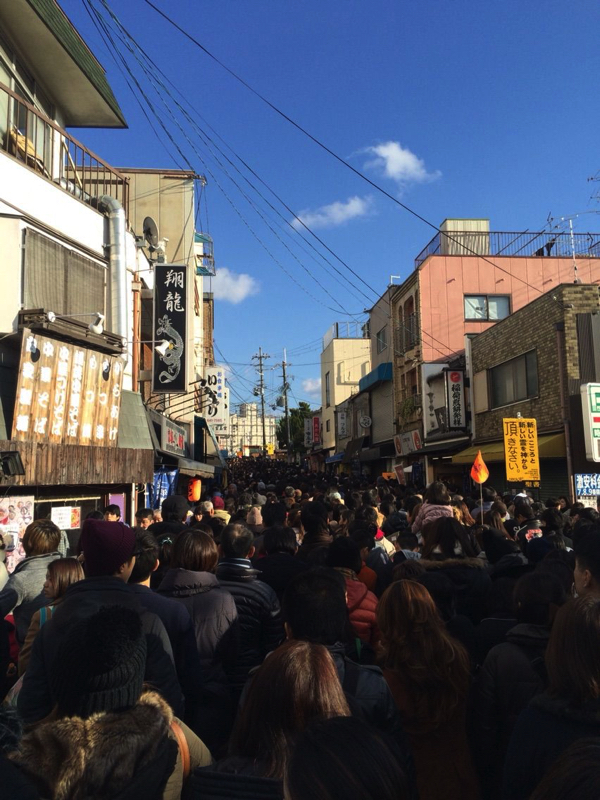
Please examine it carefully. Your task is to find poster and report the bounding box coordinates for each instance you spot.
[503,417,540,482]
[50,506,81,530]
[0,496,34,573]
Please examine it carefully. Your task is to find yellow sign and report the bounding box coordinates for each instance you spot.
[503,417,540,482]
[267,443,275,455]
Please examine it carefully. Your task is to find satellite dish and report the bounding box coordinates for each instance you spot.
[143,216,159,249]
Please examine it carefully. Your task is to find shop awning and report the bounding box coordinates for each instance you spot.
[325,452,344,464]
[452,433,566,464]
[359,441,397,462]
[117,391,154,451]
[177,458,215,479]
[343,437,366,463]
[410,437,470,457]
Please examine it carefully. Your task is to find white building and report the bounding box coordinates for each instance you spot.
[230,403,278,455]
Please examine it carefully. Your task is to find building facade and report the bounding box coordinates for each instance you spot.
[229,403,278,456]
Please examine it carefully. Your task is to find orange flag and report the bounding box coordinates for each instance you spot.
[470,450,489,484]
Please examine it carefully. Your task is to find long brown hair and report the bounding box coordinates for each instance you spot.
[377,580,470,732]
[452,500,475,527]
[46,558,84,600]
[229,640,350,778]
[421,517,479,560]
[546,596,600,707]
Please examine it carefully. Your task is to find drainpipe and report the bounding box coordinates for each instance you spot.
[554,321,575,502]
[94,195,128,355]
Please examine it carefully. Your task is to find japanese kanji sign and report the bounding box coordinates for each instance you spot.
[503,417,540,482]
[12,329,125,447]
[153,264,187,394]
[575,474,600,496]
[445,370,466,429]
[580,383,600,463]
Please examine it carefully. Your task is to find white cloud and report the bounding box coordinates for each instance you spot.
[212,268,259,304]
[292,195,374,230]
[363,141,441,190]
[302,377,321,397]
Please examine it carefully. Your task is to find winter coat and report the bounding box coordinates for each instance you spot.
[0,755,39,800]
[419,557,492,623]
[0,552,61,644]
[17,576,183,724]
[184,759,282,800]
[0,549,9,591]
[475,614,517,666]
[157,570,239,682]
[254,553,309,601]
[503,694,600,800]
[383,668,480,800]
[10,691,212,800]
[411,502,453,534]
[18,603,57,676]
[474,623,550,799]
[215,559,284,692]
[337,569,379,646]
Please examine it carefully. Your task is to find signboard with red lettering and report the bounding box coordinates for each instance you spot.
[12,330,124,447]
[312,416,321,445]
[445,370,466,429]
[161,416,187,457]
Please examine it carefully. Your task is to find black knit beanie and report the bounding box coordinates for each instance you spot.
[52,605,147,719]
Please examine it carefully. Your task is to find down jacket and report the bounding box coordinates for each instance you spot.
[474,622,550,799]
[419,557,491,623]
[411,502,453,535]
[338,570,379,646]
[215,559,284,692]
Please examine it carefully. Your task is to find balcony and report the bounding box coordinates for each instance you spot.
[415,229,600,269]
[322,321,369,350]
[395,312,420,355]
[0,83,128,216]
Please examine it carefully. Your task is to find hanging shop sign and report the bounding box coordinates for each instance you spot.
[445,370,466,429]
[153,264,187,394]
[12,330,125,447]
[503,417,540,482]
[581,383,600,463]
[161,416,188,457]
[204,366,229,433]
[575,474,600,496]
[312,416,321,445]
[304,418,312,448]
[337,411,347,438]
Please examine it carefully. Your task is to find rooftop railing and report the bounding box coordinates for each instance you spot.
[415,229,600,268]
[0,82,129,216]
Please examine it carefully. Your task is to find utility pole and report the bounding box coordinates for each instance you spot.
[280,349,292,462]
[252,347,270,456]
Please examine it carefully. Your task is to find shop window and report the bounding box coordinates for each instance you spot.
[490,350,538,408]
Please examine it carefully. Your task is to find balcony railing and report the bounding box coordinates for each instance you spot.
[415,229,600,268]
[395,313,419,355]
[0,83,128,216]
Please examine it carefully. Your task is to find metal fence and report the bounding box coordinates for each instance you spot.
[0,83,129,215]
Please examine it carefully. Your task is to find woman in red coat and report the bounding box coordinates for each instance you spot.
[327,538,379,647]
[377,580,479,800]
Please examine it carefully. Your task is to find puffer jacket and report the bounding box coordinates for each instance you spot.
[474,622,550,799]
[215,559,284,692]
[419,557,491,623]
[0,552,61,643]
[337,569,379,646]
[411,502,453,535]
[10,691,212,800]
[158,569,239,682]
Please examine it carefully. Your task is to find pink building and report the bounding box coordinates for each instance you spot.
[391,219,600,486]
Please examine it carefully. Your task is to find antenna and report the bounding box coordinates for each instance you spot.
[143,216,160,249]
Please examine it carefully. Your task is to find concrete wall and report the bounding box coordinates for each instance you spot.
[321,337,371,451]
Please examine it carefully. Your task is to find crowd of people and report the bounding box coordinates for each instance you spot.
[0,459,599,799]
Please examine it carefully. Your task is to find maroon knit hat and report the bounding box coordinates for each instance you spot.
[213,496,225,510]
[79,519,136,577]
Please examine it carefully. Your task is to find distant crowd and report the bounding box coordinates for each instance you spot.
[0,460,599,799]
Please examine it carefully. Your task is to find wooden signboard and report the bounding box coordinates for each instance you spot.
[12,330,125,447]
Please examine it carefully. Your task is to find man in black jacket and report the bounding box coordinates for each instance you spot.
[216,523,284,695]
[18,519,183,724]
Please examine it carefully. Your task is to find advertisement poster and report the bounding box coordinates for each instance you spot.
[50,506,81,530]
[0,497,34,573]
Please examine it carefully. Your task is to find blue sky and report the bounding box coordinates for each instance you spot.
[62,0,600,411]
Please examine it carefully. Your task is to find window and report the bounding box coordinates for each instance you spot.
[464,295,510,321]
[325,372,331,408]
[326,419,331,433]
[376,326,387,353]
[490,351,538,408]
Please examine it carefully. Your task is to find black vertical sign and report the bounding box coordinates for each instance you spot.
[153,263,187,394]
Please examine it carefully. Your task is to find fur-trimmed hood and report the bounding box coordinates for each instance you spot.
[11,691,178,800]
[419,556,488,571]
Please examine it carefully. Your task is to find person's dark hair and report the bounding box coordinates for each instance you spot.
[286,716,410,800]
[170,529,218,573]
[85,510,104,521]
[513,571,566,625]
[579,508,600,525]
[103,504,121,518]
[264,525,297,556]
[536,552,575,595]
[403,496,422,515]
[379,499,394,518]
[46,558,84,600]
[546,596,600,707]
[355,505,378,526]
[529,737,600,800]
[361,491,377,508]
[348,521,376,551]
[424,481,451,506]
[541,508,564,533]
[220,523,254,559]
[545,498,560,509]
[377,580,470,732]
[483,509,509,536]
[326,537,362,574]
[262,502,287,528]
[392,560,426,582]
[421,517,479,560]
[135,508,154,524]
[481,527,520,564]
[417,571,457,621]
[558,495,572,512]
[515,501,534,521]
[229,640,350,779]
[481,486,497,503]
[399,532,418,551]
[283,569,348,645]
[189,520,214,536]
[300,502,329,537]
[575,531,600,585]
[128,530,159,583]
[22,519,61,557]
